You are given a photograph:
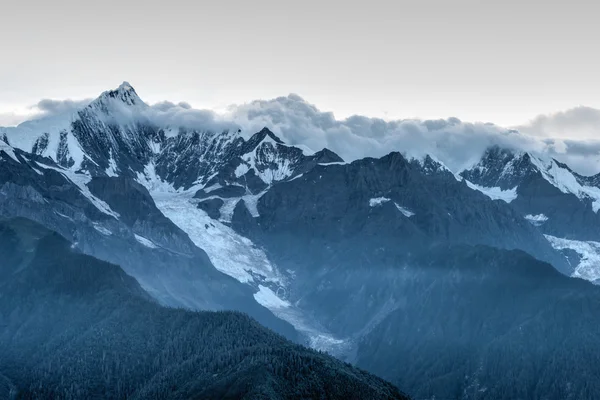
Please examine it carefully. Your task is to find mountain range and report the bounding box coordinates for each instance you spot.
[2,82,600,399]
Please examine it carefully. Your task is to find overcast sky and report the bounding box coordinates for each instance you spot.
[1,0,599,128]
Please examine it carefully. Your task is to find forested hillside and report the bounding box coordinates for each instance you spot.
[0,218,407,400]
[357,245,600,399]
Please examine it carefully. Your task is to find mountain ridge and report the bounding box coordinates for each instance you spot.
[0,217,408,400]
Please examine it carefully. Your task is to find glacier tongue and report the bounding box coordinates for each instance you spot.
[152,189,281,284]
[149,185,347,354]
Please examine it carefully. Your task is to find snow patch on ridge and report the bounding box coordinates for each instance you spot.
[234,163,250,178]
[545,235,600,283]
[136,162,173,193]
[240,191,265,218]
[0,142,18,162]
[1,113,74,156]
[134,234,158,248]
[253,285,291,309]
[395,204,415,217]
[35,162,120,219]
[465,181,518,203]
[369,197,391,207]
[200,191,265,222]
[530,156,600,212]
[93,223,112,236]
[525,214,548,226]
[370,198,416,217]
[240,142,295,185]
[106,152,118,177]
[318,161,346,166]
[0,113,89,171]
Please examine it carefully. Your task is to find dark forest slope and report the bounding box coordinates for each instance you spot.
[0,218,407,400]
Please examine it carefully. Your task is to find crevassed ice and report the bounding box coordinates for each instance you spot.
[151,190,281,284]
[545,235,600,283]
[253,285,290,309]
[144,180,347,353]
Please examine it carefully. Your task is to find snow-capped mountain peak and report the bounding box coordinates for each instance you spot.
[462,145,600,211]
[242,127,285,154]
[461,146,535,190]
[92,81,145,109]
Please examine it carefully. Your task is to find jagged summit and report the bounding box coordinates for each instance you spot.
[463,144,600,217]
[90,81,146,110]
[119,81,134,91]
[313,148,344,163]
[242,127,285,153]
[464,145,600,192]
[460,146,537,189]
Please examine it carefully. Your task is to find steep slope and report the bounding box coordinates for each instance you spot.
[225,152,569,342]
[1,83,341,192]
[0,145,296,340]
[462,146,600,280]
[0,218,408,400]
[461,146,600,240]
[0,373,15,400]
[356,244,600,400]
[0,83,353,348]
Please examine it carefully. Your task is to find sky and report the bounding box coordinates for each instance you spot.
[2,0,600,175]
[1,0,599,128]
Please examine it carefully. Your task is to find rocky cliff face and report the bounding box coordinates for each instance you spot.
[0,144,297,340]
[462,145,600,281]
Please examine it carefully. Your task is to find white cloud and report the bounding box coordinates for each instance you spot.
[145,101,235,133]
[0,98,92,127]
[225,94,546,172]
[4,87,600,176]
[517,106,600,140]
[0,111,34,127]
[223,95,600,175]
[33,98,93,116]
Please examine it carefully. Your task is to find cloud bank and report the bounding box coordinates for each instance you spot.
[517,107,600,140]
[4,89,600,175]
[33,98,93,116]
[225,95,543,172]
[0,98,93,127]
[226,95,600,175]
